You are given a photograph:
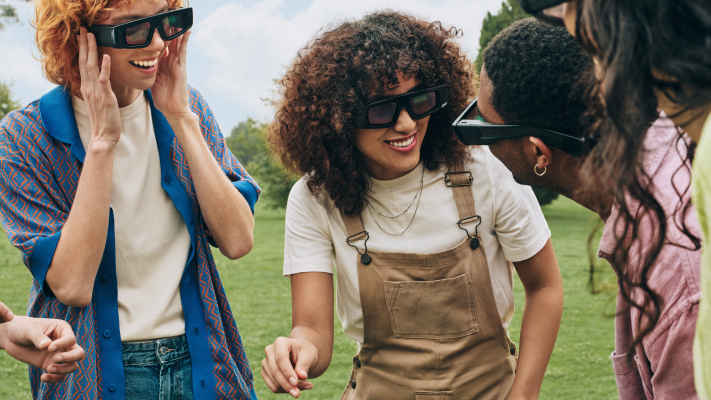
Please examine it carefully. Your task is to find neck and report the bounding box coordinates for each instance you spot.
[112,85,142,108]
[658,92,711,143]
[672,107,711,143]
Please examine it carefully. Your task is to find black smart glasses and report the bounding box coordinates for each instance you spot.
[357,84,449,129]
[452,98,592,156]
[89,7,193,49]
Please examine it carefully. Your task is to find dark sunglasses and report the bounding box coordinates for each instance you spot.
[357,84,449,129]
[89,7,193,49]
[452,98,592,156]
[519,0,570,25]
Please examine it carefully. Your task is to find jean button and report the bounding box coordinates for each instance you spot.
[102,329,111,339]
[108,384,117,393]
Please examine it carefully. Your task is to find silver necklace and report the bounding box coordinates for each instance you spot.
[366,166,425,236]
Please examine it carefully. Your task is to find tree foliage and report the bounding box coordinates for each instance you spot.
[475,0,559,206]
[474,0,528,72]
[226,119,297,209]
[0,82,19,120]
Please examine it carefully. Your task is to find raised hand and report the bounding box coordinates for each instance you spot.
[0,302,85,383]
[77,27,121,151]
[261,336,316,398]
[152,30,192,118]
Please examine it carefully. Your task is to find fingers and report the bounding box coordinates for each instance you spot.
[45,320,75,348]
[40,372,67,383]
[264,339,300,397]
[54,344,85,365]
[98,54,111,86]
[0,301,14,323]
[179,30,191,60]
[78,28,88,84]
[260,360,285,394]
[85,31,99,76]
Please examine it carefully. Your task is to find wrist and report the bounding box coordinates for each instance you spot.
[164,108,198,126]
[88,138,118,156]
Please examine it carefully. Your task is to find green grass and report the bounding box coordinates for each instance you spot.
[0,196,619,399]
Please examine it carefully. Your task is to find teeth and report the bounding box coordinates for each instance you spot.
[387,136,415,148]
[130,59,157,68]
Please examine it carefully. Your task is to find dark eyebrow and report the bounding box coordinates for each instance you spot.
[369,83,427,103]
[112,7,171,24]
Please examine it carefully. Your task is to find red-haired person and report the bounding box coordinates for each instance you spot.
[0,1,259,398]
[0,301,85,383]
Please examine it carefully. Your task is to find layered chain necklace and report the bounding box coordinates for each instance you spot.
[365,165,425,236]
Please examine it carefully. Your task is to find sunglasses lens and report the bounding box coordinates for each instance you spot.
[368,102,397,126]
[408,91,437,116]
[125,22,151,45]
[162,13,188,38]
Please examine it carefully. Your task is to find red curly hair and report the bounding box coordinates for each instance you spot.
[34,0,182,95]
[270,11,475,215]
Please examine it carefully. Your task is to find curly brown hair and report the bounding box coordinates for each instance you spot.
[269,11,474,215]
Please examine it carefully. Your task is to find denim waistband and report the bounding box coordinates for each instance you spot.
[122,334,189,365]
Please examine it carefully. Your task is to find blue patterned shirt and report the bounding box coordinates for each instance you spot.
[0,86,260,399]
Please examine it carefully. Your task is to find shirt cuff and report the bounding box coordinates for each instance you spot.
[233,180,259,214]
[27,231,61,298]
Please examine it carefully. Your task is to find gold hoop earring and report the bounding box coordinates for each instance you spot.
[534,164,547,177]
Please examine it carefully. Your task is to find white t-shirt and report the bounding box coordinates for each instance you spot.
[283,146,551,343]
[73,95,190,341]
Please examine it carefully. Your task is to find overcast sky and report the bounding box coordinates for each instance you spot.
[0,0,507,132]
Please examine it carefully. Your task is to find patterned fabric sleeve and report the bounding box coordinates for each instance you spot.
[0,105,73,297]
[188,87,261,212]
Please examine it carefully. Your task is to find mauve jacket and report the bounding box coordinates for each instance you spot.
[599,116,701,400]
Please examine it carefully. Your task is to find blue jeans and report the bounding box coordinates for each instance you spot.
[122,335,194,400]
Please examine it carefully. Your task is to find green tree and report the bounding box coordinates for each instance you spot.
[475,0,559,206]
[0,82,19,119]
[226,119,297,209]
[0,0,22,30]
[1,0,25,118]
[474,0,528,72]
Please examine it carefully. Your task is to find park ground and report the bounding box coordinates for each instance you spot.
[0,197,619,399]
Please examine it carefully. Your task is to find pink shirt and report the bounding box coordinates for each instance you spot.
[599,116,701,399]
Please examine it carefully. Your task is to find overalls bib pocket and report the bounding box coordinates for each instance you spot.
[383,273,479,339]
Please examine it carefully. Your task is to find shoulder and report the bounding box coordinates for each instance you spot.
[0,101,48,155]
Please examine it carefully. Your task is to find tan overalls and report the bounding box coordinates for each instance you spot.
[340,169,517,400]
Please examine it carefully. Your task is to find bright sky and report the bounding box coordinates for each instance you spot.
[0,0,507,132]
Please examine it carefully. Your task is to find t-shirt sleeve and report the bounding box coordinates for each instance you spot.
[486,149,551,263]
[282,179,335,275]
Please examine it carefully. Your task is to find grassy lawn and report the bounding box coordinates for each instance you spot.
[0,196,618,399]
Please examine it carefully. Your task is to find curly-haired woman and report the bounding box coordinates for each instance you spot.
[261,11,563,399]
[0,0,259,398]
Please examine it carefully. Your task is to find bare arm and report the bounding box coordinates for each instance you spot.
[44,29,121,307]
[152,32,254,260]
[261,272,334,398]
[508,239,563,400]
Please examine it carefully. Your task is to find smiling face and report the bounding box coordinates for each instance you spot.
[355,73,431,180]
[97,0,171,106]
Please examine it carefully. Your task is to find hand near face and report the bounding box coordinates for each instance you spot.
[261,336,316,398]
[0,302,85,383]
[152,30,192,118]
[78,27,122,151]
